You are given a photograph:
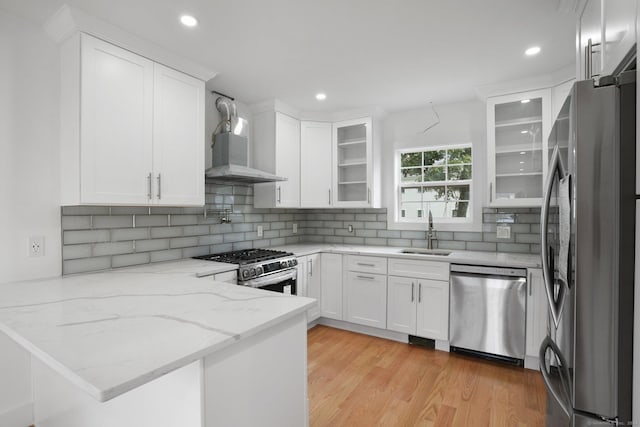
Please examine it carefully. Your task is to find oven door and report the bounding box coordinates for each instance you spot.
[241,268,297,295]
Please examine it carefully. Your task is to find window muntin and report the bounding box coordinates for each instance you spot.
[398,146,472,221]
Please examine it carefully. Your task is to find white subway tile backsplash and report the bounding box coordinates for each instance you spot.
[62,216,93,230]
[150,249,183,263]
[63,244,92,260]
[136,215,169,227]
[62,183,540,275]
[170,237,199,249]
[112,228,149,242]
[92,215,133,229]
[136,239,170,252]
[93,242,134,256]
[64,256,111,274]
[112,253,150,268]
[64,230,111,245]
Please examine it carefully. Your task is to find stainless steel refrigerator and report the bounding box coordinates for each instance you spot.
[541,71,635,426]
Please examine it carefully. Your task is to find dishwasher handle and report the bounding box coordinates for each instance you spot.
[450,264,527,277]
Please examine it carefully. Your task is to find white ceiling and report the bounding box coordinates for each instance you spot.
[2,0,577,112]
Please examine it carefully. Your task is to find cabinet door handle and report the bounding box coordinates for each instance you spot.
[156,174,162,199]
[418,282,422,303]
[529,272,532,296]
[584,44,590,79]
[489,182,493,203]
[357,275,375,280]
[368,187,371,204]
[277,186,281,204]
[309,259,313,276]
[357,262,375,267]
[411,282,415,302]
[147,173,152,200]
[328,188,331,205]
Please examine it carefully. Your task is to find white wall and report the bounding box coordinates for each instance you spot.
[381,99,486,231]
[0,8,62,426]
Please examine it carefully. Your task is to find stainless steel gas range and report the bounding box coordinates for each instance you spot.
[194,249,298,295]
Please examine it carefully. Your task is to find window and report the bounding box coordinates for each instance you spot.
[397,145,472,222]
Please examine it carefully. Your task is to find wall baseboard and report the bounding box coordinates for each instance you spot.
[0,402,33,427]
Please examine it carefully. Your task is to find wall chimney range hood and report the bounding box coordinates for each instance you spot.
[205,96,286,184]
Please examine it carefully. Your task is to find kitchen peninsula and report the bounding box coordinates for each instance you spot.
[0,260,314,427]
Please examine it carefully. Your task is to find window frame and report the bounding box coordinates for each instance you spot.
[395,143,474,225]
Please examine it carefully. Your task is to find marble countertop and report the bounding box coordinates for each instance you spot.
[0,262,313,402]
[110,258,238,277]
[272,244,542,269]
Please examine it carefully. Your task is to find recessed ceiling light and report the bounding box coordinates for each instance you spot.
[520,161,525,164]
[525,46,541,56]
[315,93,327,101]
[521,99,530,104]
[180,15,198,27]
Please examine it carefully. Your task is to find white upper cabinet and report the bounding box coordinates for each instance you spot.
[253,112,301,208]
[152,64,205,206]
[333,117,375,207]
[487,88,552,207]
[78,34,154,205]
[61,33,205,206]
[578,0,637,80]
[300,121,332,208]
[602,0,637,76]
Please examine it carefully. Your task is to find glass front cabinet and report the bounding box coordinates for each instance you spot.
[487,89,552,207]
[332,117,374,207]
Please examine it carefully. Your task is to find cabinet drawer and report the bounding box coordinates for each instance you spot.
[346,255,387,275]
[387,258,449,281]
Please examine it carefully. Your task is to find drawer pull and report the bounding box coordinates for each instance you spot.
[356,275,375,280]
[357,262,375,267]
[411,282,415,302]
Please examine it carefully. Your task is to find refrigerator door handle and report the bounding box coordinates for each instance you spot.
[539,336,572,419]
[541,146,570,328]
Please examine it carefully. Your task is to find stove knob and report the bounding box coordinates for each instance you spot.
[287,260,293,267]
[292,259,298,266]
[281,261,287,268]
[242,269,250,279]
[250,268,256,277]
[256,266,263,276]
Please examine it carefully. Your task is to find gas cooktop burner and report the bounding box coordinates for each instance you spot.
[194,249,293,265]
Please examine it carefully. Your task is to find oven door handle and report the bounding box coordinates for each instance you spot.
[242,269,297,288]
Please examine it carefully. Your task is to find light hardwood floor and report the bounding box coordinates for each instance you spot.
[308,325,546,427]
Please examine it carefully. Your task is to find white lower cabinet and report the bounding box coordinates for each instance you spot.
[386,276,416,334]
[387,259,450,341]
[298,254,322,322]
[525,268,548,368]
[415,279,449,341]
[320,253,343,320]
[344,271,387,328]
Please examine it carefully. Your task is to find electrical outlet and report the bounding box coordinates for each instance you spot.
[257,225,263,238]
[347,225,354,233]
[496,225,511,239]
[28,236,45,257]
[293,223,298,234]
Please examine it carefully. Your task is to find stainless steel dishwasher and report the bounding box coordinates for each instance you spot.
[449,264,527,363]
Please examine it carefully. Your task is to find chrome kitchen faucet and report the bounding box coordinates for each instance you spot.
[426,210,437,249]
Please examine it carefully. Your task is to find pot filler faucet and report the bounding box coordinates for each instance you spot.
[426,210,437,249]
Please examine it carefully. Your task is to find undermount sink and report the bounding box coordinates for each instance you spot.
[400,248,452,256]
